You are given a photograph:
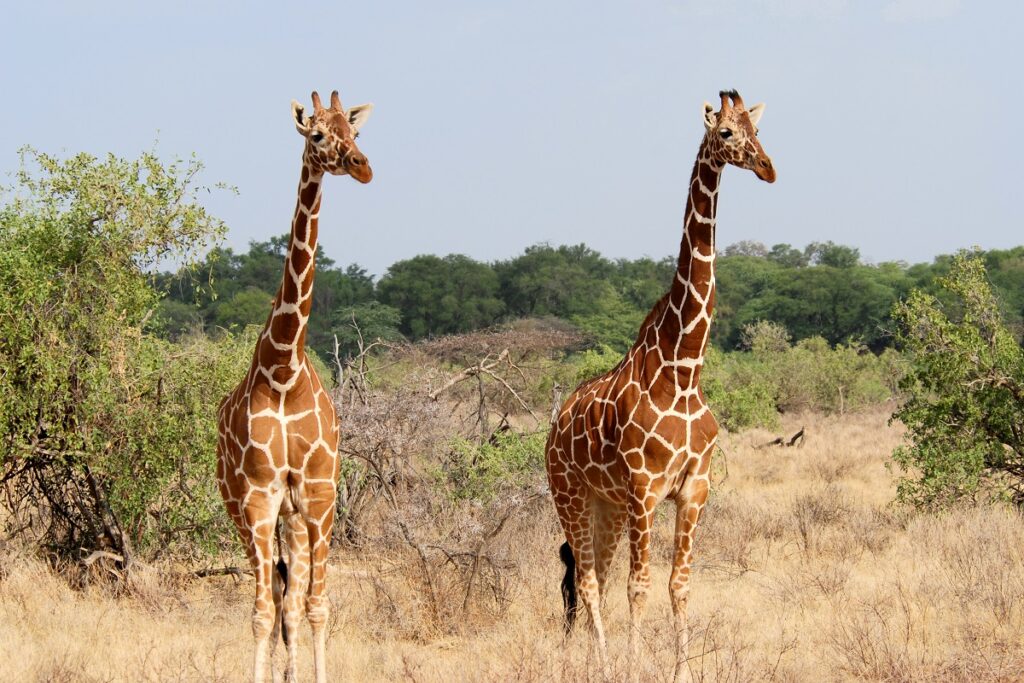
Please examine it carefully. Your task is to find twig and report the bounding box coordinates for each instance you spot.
[192,565,252,579]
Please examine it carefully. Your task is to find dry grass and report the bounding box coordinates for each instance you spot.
[3,408,1024,682]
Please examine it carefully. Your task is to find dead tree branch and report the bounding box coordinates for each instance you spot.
[755,427,806,450]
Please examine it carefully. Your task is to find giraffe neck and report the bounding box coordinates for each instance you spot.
[634,140,722,388]
[255,160,324,392]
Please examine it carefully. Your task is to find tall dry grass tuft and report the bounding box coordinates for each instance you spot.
[3,409,1024,681]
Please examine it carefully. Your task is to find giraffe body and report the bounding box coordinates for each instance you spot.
[546,90,775,683]
[217,89,373,683]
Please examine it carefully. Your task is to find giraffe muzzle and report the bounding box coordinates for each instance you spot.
[754,156,776,184]
[345,153,373,184]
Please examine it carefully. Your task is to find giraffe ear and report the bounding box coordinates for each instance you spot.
[346,103,374,133]
[703,102,717,131]
[291,100,312,135]
[747,103,765,127]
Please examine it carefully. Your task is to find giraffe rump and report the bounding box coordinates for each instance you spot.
[559,541,577,633]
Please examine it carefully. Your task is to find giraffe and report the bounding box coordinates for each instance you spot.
[545,90,775,682]
[216,89,373,683]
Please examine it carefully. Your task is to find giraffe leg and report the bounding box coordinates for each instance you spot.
[626,493,655,683]
[281,510,311,682]
[554,485,609,676]
[670,475,709,683]
[303,482,337,683]
[241,493,284,683]
[592,498,627,607]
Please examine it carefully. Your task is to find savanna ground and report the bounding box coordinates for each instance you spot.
[4,407,1023,683]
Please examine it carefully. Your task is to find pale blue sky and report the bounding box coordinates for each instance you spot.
[2,1,1021,276]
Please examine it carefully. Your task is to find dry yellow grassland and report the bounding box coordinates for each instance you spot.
[3,408,1023,682]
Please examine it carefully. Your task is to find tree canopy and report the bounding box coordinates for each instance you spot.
[158,232,1024,358]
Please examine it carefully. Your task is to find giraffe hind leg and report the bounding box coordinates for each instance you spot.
[301,481,337,683]
[670,475,710,683]
[593,498,628,605]
[239,491,285,683]
[281,509,310,682]
[553,485,609,674]
[626,495,655,683]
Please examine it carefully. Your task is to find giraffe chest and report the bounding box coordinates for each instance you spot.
[217,368,339,476]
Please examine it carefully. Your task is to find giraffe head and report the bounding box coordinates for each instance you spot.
[702,90,775,183]
[291,90,373,183]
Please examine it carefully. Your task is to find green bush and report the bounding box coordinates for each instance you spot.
[891,253,1024,509]
[89,330,258,558]
[703,346,780,431]
[437,431,547,503]
[570,344,623,387]
[0,147,236,563]
[703,322,899,431]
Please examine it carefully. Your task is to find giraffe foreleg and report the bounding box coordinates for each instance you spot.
[670,475,709,683]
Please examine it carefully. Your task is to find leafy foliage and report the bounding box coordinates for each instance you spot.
[0,148,236,563]
[891,253,1024,509]
[378,254,505,338]
[438,431,547,502]
[704,322,897,431]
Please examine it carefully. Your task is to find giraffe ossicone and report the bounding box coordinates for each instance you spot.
[216,88,373,683]
[545,89,775,683]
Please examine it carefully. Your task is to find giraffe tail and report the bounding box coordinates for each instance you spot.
[275,523,291,648]
[559,541,577,633]
[276,558,290,646]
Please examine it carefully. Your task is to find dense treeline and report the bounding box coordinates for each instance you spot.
[159,235,1024,357]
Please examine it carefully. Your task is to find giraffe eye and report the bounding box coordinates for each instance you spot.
[311,131,324,143]
[719,128,733,140]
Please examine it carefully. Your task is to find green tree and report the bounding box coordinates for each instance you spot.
[0,147,235,563]
[496,243,612,319]
[570,284,646,353]
[611,255,675,311]
[160,235,380,358]
[332,301,405,357]
[157,298,205,339]
[735,265,898,350]
[806,241,861,268]
[212,286,272,330]
[714,254,785,348]
[378,254,504,338]
[766,242,809,268]
[891,253,1024,509]
[721,240,769,258]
